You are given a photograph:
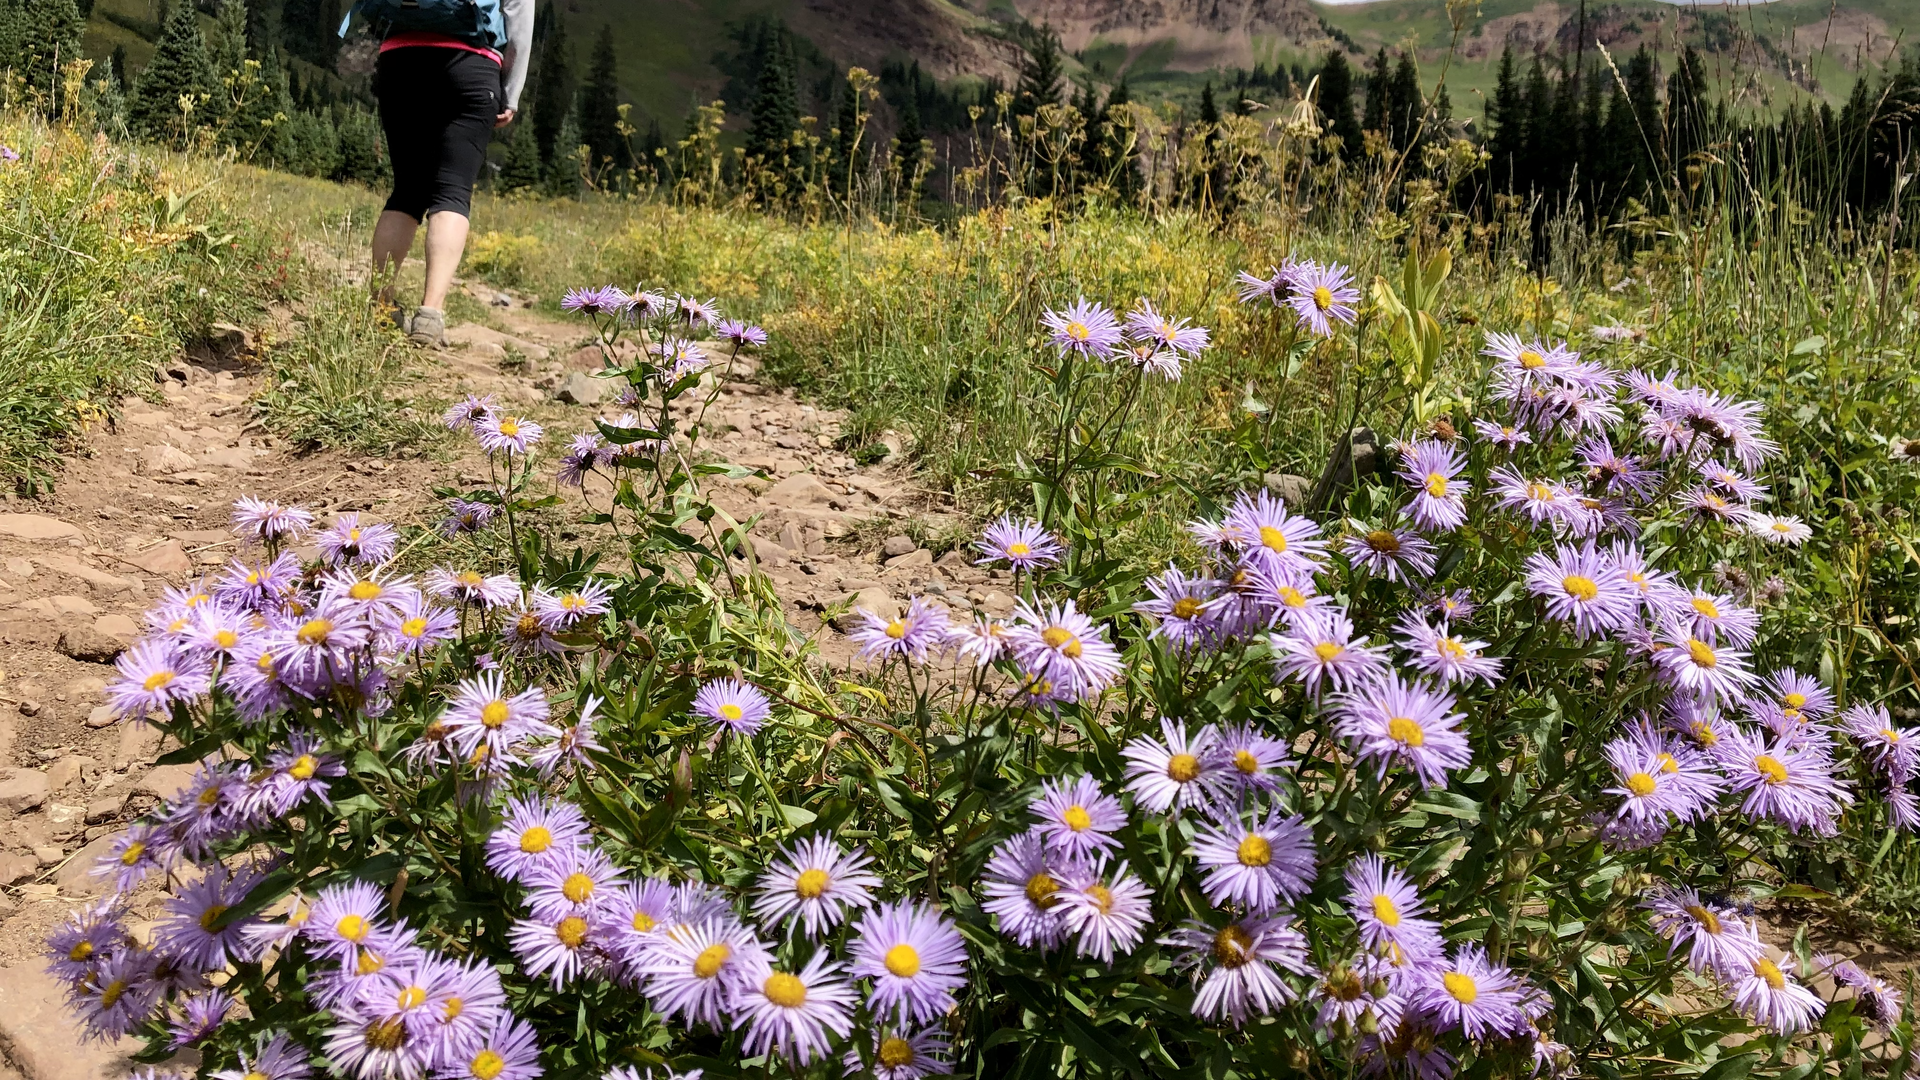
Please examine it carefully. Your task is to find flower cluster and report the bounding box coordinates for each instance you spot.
[1041,296,1212,380]
[1235,258,1361,337]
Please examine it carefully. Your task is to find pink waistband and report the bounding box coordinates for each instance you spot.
[379,32,502,64]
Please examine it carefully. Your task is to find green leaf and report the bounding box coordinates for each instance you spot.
[1790,335,1825,355]
[1701,1051,1760,1080]
[1413,790,1482,822]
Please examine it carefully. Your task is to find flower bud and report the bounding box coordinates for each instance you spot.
[1286,1046,1312,1070]
[1368,978,1391,999]
[1358,1009,1380,1035]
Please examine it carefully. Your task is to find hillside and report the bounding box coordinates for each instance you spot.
[81,0,1920,135]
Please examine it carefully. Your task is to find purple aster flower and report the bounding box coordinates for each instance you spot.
[653,337,710,382]
[1684,487,1744,523]
[1133,564,1225,651]
[1743,511,1812,545]
[1490,467,1578,530]
[1410,944,1532,1041]
[1209,723,1297,793]
[1394,612,1502,686]
[1398,440,1468,532]
[1659,586,1760,646]
[1728,954,1824,1034]
[1644,884,1765,979]
[1342,525,1437,583]
[1056,859,1154,962]
[508,911,600,989]
[1601,734,1699,825]
[1124,300,1212,356]
[523,843,622,922]
[975,514,1062,569]
[944,616,1011,666]
[91,822,168,894]
[213,551,302,612]
[486,797,590,882]
[441,393,497,432]
[841,1026,950,1080]
[714,319,768,348]
[1712,725,1852,835]
[1649,626,1760,704]
[323,988,438,1080]
[1235,262,1298,305]
[1121,720,1224,813]
[1334,674,1472,789]
[303,881,395,960]
[1424,588,1478,623]
[379,593,458,657]
[476,413,544,456]
[1270,609,1391,695]
[527,698,607,781]
[231,496,315,544]
[45,900,127,984]
[561,285,629,316]
[1041,297,1124,358]
[441,672,554,766]
[441,1013,541,1080]
[673,294,720,328]
[639,915,768,1028]
[209,1032,312,1080]
[260,729,344,816]
[425,568,520,609]
[107,639,211,720]
[1004,598,1123,702]
[850,596,950,665]
[1345,855,1444,963]
[1221,489,1328,577]
[68,948,163,1041]
[1312,954,1405,1038]
[1576,435,1659,498]
[154,868,262,971]
[1162,915,1313,1027]
[622,288,670,321]
[979,831,1073,950]
[532,580,612,631]
[1242,563,1332,629]
[1842,703,1920,784]
[1286,261,1359,337]
[731,950,856,1066]
[849,900,969,1025]
[1483,331,1575,383]
[1472,419,1533,452]
[169,989,234,1048]
[555,433,603,487]
[691,677,773,735]
[438,498,499,537]
[318,566,419,619]
[1191,805,1315,915]
[1813,954,1903,1029]
[1524,543,1637,640]
[751,835,881,939]
[1029,774,1126,861]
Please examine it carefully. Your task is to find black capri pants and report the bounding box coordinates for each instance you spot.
[374,47,502,221]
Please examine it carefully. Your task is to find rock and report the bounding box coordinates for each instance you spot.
[58,626,126,664]
[935,549,971,569]
[54,833,118,895]
[125,539,191,576]
[139,444,196,475]
[65,676,107,702]
[976,590,1016,617]
[5,557,33,578]
[1307,426,1385,515]
[764,473,837,509]
[0,608,60,646]
[1263,471,1314,506]
[553,372,607,405]
[748,535,789,567]
[91,613,138,645]
[501,336,550,362]
[35,555,134,595]
[134,764,197,802]
[565,344,605,371]
[443,322,509,348]
[200,446,257,470]
[0,770,50,816]
[469,341,508,361]
[48,595,96,616]
[0,513,81,542]
[881,534,917,558]
[490,292,513,307]
[85,706,117,729]
[33,845,62,867]
[46,757,90,793]
[115,722,162,770]
[86,793,125,824]
[831,587,898,633]
[885,548,934,570]
[778,521,806,554]
[0,851,36,885]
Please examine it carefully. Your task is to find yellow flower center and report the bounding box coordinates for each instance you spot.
[1686,904,1722,934]
[289,754,317,780]
[1527,482,1554,501]
[1425,473,1447,497]
[1166,753,1201,782]
[401,618,428,638]
[1771,522,1792,533]
[631,910,656,933]
[1236,834,1272,867]
[498,419,521,437]
[1783,692,1808,709]
[555,916,588,948]
[1063,805,1093,832]
[480,700,510,729]
[561,872,595,904]
[143,670,175,692]
[243,1072,269,1080]
[1007,541,1031,556]
[1365,529,1401,553]
[1064,321,1091,342]
[884,943,921,977]
[693,943,731,978]
[396,985,427,1010]
[1312,286,1333,311]
[444,997,464,1020]
[1314,641,1344,663]
[1438,638,1468,660]
[469,1050,506,1080]
[719,702,744,722]
[885,620,907,640]
[1087,883,1115,913]
[1753,754,1788,785]
[1387,717,1425,746]
[1171,597,1204,620]
[99,980,126,1008]
[1233,749,1259,774]
[213,629,238,649]
[1690,597,1721,619]
[1687,639,1717,668]
[1277,586,1306,607]
[879,1037,916,1068]
[1657,753,1679,774]
[1443,971,1479,1003]
[1258,525,1289,553]
[363,1018,406,1052]
[1561,575,1598,601]
[296,618,333,645]
[795,868,830,899]
[1689,721,1718,747]
[1518,350,1545,369]
[1025,873,1060,908]
[349,581,383,601]
[1372,893,1401,927]
[1213,924,1256,968]
[515,613,541,638]
[1625,772,1657,797]
[1884,728,1902,743]
[519,826,552,853]
[336,914,369,943]
[1041,626,1082,658]
[1754,957,1785,990]
[763,972,808,1008]
[357,949,386,976]
[69,940,93,961]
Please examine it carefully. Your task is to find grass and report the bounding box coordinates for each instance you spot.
[249,286,442,456]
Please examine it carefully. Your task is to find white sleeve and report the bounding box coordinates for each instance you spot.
[499,0,535,113]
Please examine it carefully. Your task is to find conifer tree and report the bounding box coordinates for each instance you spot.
[893,90,922,176]
[639,117,666,185]
[1014,25,1063,117]
[576,24,627,174]
[1387,52,1420,151]
[1666,46,1709,179]
[129,2,218,144]
[232,42,293,160]
[1487,46,1523,188]
[546,107,583,196]
[1315,50,1363,158]
[205,0,250,130]
[335,104,387,184]
[14,0,85,104]
[109,44,128,89]
[529,9,572,166]
[745,29,797,171]
[1362,48,1389,137]
[497,120,543,193]
[1098,78,1141,198]
[829,78,863,198]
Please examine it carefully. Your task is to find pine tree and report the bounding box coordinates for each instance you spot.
[1100,77,1140,197]
[1362,48,1389,137]
[828,78,863,198]
[545,107,583,196]
[108,44,128,89]
[334,104,387,184]
[232,43,292,160]
[1519,56,1551,194]
[1487,46,1523,188]
[206,0,250,130]
[1667,45,1710,180]
[1315,50,1363,158]
[497,120,543,193]
[530,9,573,167]
[893,91,922,175]
[129,1,218,144]
[745,29,797,171]
[14,0,85,105]
[1624,46,1662,190]
[1014,25,1063,117]
[1196,81,1226,212]
[576,24,627,174]
[1387,52,1420,151]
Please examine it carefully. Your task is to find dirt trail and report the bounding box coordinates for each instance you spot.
[0,279,1015,1080]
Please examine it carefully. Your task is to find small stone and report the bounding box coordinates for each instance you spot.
[126,538,192,576]
[93,612,139,644]
[831,587,897,632]
[763,473,838,509]
[87,792,127,823]
[881,534,917,558]
[139,444,197,475]
[0,769,50,815]
[779,521,806,554]
[491,292,512,307]
[553,371,607,405]
[48,594,97,616]
[1263,471,1314,506]
[0,851,35,885]
[47,756,91,792]
[86,705,119,729]
[469,341,508,360]
[885,548,934,570]
[748,535,789,567]
[4,556,32,578]
[16,698,40,716]
[54,833,117,894]
[58,625,127,663]
[33,845,63,867]
[135,763,197,801]
[116,722,163,770]
[65,675,107,702]
[0,513,82,541]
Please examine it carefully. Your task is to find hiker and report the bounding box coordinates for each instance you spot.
[350,0,535,346]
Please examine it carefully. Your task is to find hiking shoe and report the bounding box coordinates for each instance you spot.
[383,300,410,333]
[408,306,446,347]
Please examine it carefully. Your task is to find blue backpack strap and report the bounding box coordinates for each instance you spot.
[337,0,358,37]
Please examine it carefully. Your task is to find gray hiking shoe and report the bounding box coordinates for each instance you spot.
[408,306,446,347]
